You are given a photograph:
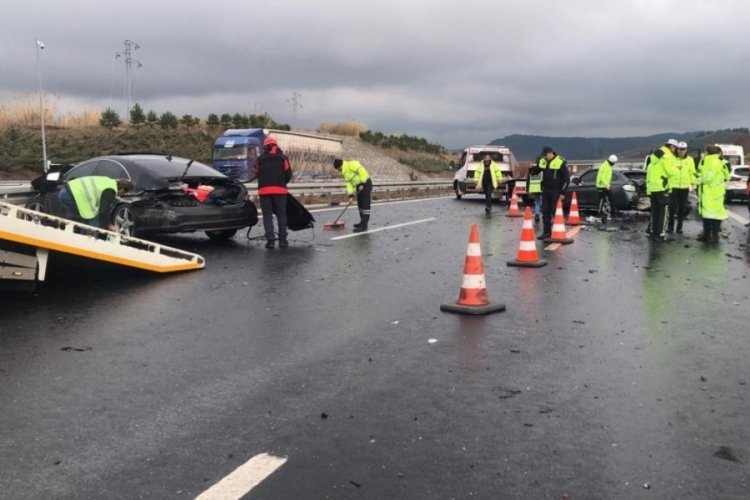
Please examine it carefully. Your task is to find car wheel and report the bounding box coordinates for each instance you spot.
[25,195,47,213]
[206,229,237,241]
[454,182,463,200]
[113,205,137,237]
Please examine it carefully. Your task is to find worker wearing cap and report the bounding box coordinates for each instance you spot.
[596,155,618,222]
[256,136,293,248]
[59,176,133,230]
[646,139,678,240]
[667,141,696,234]
[333,158,372,232]
[529,146,569,240]
[474,154,502,214]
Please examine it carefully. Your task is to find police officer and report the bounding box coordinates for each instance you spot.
[58,176,133,230]
[529,146,569,240]
[256,136,292,248]
[333,158,372,232]
[697,144,728,243]
[667,141,696,234]
[646,139,678,240]
[474,154,502,214]
[526,155,543,222]
[596,154,617,222]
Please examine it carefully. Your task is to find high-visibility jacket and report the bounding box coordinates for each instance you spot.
[697,154,728,220]
[527,170,542,194]
[474,161,502,189]
[340,160,370,196]
[66,176,117,220]
[670,156,696,189]
[596,161,613,189]
[646,146,676,195]
[537,155,569,191]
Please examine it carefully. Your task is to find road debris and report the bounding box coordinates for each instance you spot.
[60,346,92,352]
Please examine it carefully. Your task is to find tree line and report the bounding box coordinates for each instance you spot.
[100,104,291,131]
[359,129,445,154]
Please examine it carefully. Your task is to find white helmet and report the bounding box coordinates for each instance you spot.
[667,138,679,147]
[608,154,618,163]
[677,141,688,149]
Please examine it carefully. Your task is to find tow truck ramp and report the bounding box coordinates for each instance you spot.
[0,200,204,284]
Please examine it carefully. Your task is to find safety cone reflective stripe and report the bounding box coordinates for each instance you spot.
[441,224,506,315]
[507,187,521,217]
[546,199,574,244]
[568,192,582,226]
[507,207,547,268]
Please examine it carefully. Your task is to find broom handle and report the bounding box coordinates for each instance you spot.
[332,199,353,224]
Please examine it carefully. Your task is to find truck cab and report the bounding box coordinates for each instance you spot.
[715,144,748,202]
[212,129,265,182]
[452,145,514,201]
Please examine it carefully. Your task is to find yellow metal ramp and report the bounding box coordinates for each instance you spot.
[0,200,204,282]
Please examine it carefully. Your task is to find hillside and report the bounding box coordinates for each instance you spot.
[0,126,450,181]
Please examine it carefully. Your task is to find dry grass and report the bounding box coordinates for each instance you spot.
[317,120,367,137]
[0,94,101,129]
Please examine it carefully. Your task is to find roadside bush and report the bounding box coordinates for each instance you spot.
[100,107,122,130]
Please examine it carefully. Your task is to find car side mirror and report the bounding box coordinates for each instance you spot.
[571,176,581,185]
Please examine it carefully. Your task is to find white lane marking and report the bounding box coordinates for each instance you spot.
[545,226,581,251]
[330,218,437,240]
[195,453,287,500]
[726,208,749,226]
[310,196,451,214]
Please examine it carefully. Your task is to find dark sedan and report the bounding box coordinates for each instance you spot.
[565,167,644,212]
[28,154,258,240]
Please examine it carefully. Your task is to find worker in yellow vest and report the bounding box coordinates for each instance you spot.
[333,158,372,232]
[474,154,502,214]
[667,141,696,234]
[525,155,543,222]
[59,176,133,230]
[696,144,728,243]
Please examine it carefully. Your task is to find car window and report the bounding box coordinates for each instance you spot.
[95,159,130,180]
[65,161,99,181]
[622,171,646,181]
[734,167,749,177]
[579,170,597,184]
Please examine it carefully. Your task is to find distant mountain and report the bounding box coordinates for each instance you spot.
[490,133,697,162]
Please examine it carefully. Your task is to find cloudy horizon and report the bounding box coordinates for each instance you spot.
[2,0,750,148]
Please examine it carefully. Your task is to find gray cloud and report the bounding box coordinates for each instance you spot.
[2,0,750,147]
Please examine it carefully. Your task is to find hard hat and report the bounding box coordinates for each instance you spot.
[263,136,278,147]
[667,138,679,147]
[608,155,618,163]
[677,141,688,149]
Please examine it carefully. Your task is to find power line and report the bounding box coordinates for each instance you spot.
[286,92,303,127]
[115,40,142,117]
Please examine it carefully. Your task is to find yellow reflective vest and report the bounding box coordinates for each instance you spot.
[646,146,676,194]
[474,161,502,189]
[66,176,118,220]
[340,160,370,195]
[596,161,613,189]
[670,156,696,189]
[697,154,727,220]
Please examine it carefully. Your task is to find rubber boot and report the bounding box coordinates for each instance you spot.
[353,214,369,233]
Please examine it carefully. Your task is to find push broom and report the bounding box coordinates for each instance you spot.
[323,199,352,231]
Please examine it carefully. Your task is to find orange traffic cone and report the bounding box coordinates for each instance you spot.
[508,207,548,268]
[545,198,574,244]
[441,224,506,316]
[506,187,521,217]
[567,192,582,226]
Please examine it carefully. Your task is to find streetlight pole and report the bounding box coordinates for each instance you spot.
[36,39,48,172]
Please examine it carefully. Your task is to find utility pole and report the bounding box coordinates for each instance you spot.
[287,92,303,128]
[36,39,48,172]
[115,40,142,117]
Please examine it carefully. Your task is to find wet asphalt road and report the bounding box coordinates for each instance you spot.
[1,196,749,500]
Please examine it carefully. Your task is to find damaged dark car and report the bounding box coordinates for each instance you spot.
[28,154,258,240]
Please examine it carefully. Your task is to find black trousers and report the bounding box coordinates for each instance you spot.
[668,188,689,231]
[541,188,560,235]
[260,194,287,241]
[702,218,722,242]
[597,189,613,219]
[483,182,494,209]
[650,192,669,237]
[357,179,373,224]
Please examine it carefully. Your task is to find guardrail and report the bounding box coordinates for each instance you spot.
[0,179,454,207]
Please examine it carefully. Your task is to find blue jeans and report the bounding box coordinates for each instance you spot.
[531,194,541,217]
[58,189,101,228]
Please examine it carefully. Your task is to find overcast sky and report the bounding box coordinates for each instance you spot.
[2,0,749,147]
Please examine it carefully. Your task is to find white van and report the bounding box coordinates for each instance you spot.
[452,145,515,200]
